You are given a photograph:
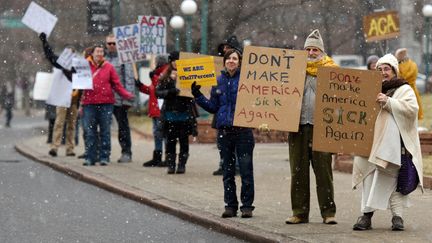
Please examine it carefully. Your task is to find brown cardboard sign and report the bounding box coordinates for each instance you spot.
[233,46,307,132]
[312,67,381,157]
[178,52,223,97]
[363,10,400,42]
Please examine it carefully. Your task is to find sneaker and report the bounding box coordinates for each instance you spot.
[117,154,131,163]
[353,215,372,230]
[212,168,223,176]
[323,216,338,224]
[241,209,253,218]
[66,152,76,157]
[83,160,95,166]
[221,208,237,218]
[100,161,109,166]
[391,216,404,231]
[49,149,57,157]
[285,215,309,224]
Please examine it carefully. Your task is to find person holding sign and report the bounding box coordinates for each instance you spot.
[39,32,81,157]
[191,49,255,218]
[81,45,134,166]
[286,30,338,225]
[156,51,198,174]
[105,34,136,163]
[352,54,423,231]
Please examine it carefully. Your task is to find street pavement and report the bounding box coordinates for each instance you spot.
[14,122,432,243]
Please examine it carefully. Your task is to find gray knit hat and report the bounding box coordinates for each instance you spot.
[304,29,324,52]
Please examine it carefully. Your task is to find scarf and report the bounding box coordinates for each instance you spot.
[306,55,337,76]
[382,77,408,97]
[87,56,105,68]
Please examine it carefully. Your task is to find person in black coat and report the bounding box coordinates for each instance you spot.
[155,51,198,174]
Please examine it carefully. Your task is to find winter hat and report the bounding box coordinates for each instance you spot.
[395,48,407,62]
[304,29,324,52]
[376,54,399,76]
[366,55,379,69]
[217,35,242,56]
[168,51,179,62]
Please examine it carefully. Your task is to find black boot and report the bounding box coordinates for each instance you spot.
[176,153,189,174]
[157,152,167,167]
[143,150,162,167]
[353,212,373,230]
[166,153,176,174]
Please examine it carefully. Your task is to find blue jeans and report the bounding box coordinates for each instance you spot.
[83,104,113,163]
[152,117,164,151]
[217,127,255,211]
[113,106,132,156]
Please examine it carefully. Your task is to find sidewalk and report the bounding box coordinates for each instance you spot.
[15,129,432,243]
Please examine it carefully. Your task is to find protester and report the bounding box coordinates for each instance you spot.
[192,49,255,218]
[212,35,243,176]
[136,55,168,167]
[39,32,80,157]
[156,51,198,174]
[285,29,338,225]
[105,34,136,163]
[352,54,423,231]
[395,48,424,120]
[81,45,134,166]
[1,81,14,127]
[366,55,379,70]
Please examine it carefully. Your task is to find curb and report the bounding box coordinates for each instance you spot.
[15,142,302,243]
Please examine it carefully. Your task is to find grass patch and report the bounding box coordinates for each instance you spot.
[129,114,153,134]
[419,93,432,130]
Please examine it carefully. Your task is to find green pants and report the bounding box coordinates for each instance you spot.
[288,124,336,218]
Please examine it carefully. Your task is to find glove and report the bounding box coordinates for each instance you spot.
[39,32,47,42]
[191,81,203,97]
[134,78,142,87]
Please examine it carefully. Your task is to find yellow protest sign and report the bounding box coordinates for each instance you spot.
[363,10,400,42]
[176,56,217,97]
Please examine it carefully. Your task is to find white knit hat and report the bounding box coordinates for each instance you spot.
[376,54,399,76]
[304,29,324,52]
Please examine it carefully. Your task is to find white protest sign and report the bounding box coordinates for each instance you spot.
[138,15,167,54]
[56,48,75,70]
[72,57,93,89]
[46,68,72,107]
[21,1,58,38]
[33,71,53,100]
[113,24,146,64]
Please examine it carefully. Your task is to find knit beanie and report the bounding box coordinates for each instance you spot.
[395,48,407,62]
[366,55,379,69]
[376,54,399,76]
[168,51,179,62]
[304,29,324,52]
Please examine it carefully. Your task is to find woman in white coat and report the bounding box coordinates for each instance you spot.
[352,54,423,231]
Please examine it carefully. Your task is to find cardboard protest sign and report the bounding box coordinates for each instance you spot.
[46,68,72,107]
[33,71,53,100]
[233,46,307,132]
[72,57,93,90]
[113,24,146,64]
[56,48,75,70]
[312,67,381,157]
[363,10,400,42]
[21,1,58,38]
[176,56,217,97]
[138,15,167,54]
[179,52,223,98]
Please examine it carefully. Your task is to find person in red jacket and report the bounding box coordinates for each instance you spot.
[135,55,168,167]
[81,45,134,166]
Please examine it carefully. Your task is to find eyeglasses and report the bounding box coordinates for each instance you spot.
[305,48,319,52]
[106,42,116,46]
[378,67,392,72]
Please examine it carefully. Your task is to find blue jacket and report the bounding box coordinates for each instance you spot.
[195,69,240,129]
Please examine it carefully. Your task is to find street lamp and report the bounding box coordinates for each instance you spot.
[200,0,208,54]
[422,4,432,90]
[180,0,197,52]
[169,16,184,51]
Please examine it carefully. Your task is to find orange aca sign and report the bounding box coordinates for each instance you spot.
[363,11,400,42]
